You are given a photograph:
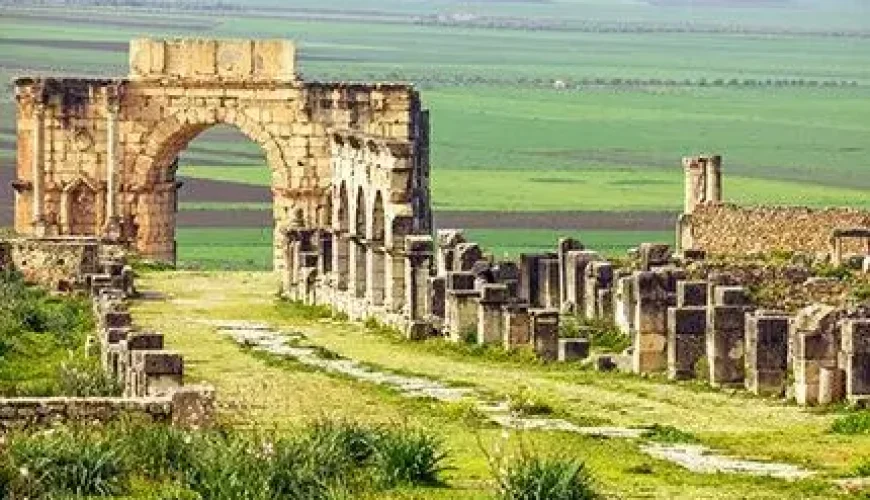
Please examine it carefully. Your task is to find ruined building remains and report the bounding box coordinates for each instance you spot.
[12,38,429,272]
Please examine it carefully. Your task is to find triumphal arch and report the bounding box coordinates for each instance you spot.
[12,38,431,271]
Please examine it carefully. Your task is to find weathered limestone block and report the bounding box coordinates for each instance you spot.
[477,284,508,345]
[129,350,183,397]
[454,243,483,272]
[632,271,669,374]
[638,243,672,271]
[530,309,559,361]
[436,230,465,276]
[557,238,583,306]
[563,250,601,314]
[613,276,636,336]
[427,276,446,320]
[404,235,434,324]
[745,312,789,396]
[503,304,531,349]
[818,367,846,405]
[792,304,845,405]
[842,319,870,401]
[519,253,556,307]
[677,280,708,308]
[584,261,613,320]
[171,385,216,429]
[667,306,707,380]
[707,303,750,387]
[445,272,478,342]
[537,258,561,310]
[558,338,590,362]
[492,261,520,298]
[714,286,751,307]
[102,311,132,330]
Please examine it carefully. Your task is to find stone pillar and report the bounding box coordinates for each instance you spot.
[385,250,405,312]
[557,238,583,307]
[436,229,465,275]
[584,262,613,320]
[531,309,559,361]
[564,250,600,314]
[519,253,555,307]
[682,155,706,215]
[707,286,752,387]
[744,312,789,396]
[427,276,446,319]
[667,306,707,380]
[350,237,367,298]
[105,103,119,222]
[791,304,842,406]
[404,235,434,323]
[705,155,723,204]
[503,304,531,349]
[31,103,45,234]
[842,319,870,403]
[613,275,636,336]
[454,242,483,271]
[638,243,671,271]
[367,246,386,306]
[632,271,669,373]
[333,233,350,290]
[537,257,561,310]
[445,271,478,342]
[478,284,508,345]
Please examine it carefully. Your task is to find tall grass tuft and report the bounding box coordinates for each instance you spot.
[495,453,601,500]
[8,427,128,497]
[373,429,448,487]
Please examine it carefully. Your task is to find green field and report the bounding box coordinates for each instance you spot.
[1,0,868,269]
[176,227,274,270]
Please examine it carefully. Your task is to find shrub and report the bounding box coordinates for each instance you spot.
[495,453,600,500]
[853,458,870,477]
[124,424,198,479]
[373,429,447,487]
[813,263,852,280]
[831,412,870,435]
[566,316,629,353]
[8,427,128,497]
[57,357,123,397]
[852,284,870,303]
[642,424,699,444]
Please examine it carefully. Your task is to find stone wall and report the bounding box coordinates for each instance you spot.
[13,38,427,271]
[682,204,870,256]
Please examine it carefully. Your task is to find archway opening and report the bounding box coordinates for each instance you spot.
[353,187,367,298]
[370,191,386,306]
[158,124,274,270]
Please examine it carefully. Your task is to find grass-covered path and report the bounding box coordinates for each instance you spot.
[131,271,868,499]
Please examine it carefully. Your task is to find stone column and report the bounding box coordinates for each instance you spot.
[531,309,560,361]
[707,286,752,387]
[584,261,613,320]
[333,233,350,290]
[682,156,705,215]
[705,155,722,204]
[842,319,870,403]
[445,272,478,342]
[538,257,561,310]
[564,250,600,314]
[667,306,707,380]
[557,238,583,307]
[477,284,508,345]
[105,103,119,222]
[745,312,789,396]
[503,304,531,349]
[436,229,464,275]
[366,246,386,306]
[427,276,446,319]
[350,237,367,298]
[404,235,434,323]
[385,250,405,312]
[632,271,669,374]
[31,103,46,235]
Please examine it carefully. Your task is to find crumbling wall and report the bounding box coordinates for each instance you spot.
[681,205,870,257]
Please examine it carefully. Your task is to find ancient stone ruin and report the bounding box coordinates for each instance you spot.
[12,38,428,272]
[5,38,870,410]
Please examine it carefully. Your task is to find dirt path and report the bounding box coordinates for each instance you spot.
[129,271,863,499]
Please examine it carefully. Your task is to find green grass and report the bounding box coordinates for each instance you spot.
[176,227,274,270]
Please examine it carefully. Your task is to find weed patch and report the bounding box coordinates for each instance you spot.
[830,411,870,435]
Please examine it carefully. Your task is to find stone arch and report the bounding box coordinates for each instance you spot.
[371,191,385,244]
[61,177,100,235]
[127,109,289,263]
[132,109,286,188]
